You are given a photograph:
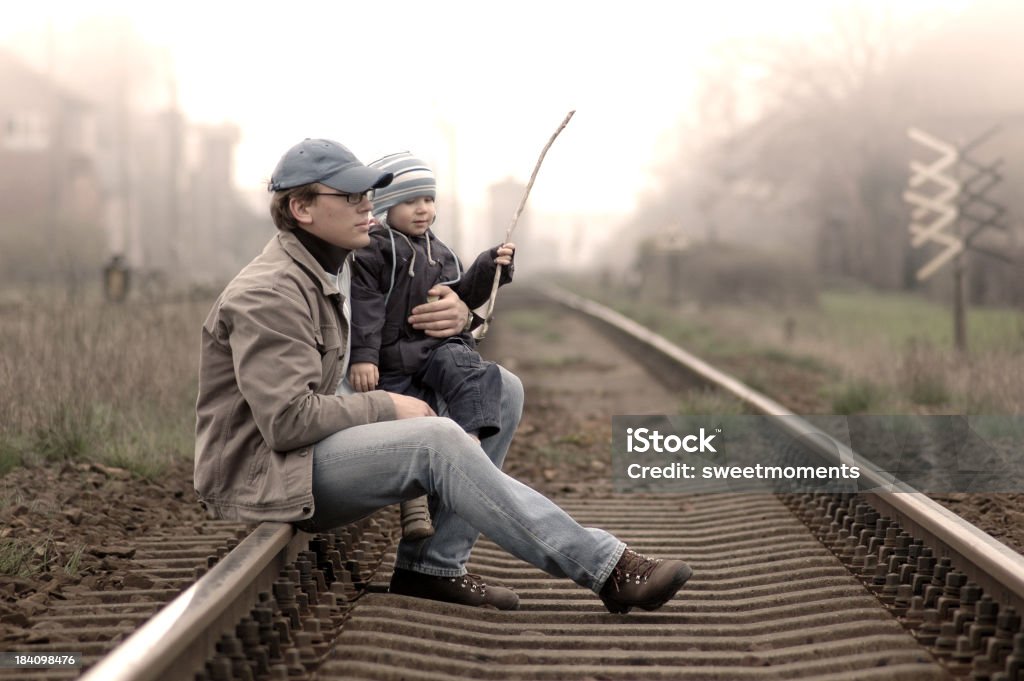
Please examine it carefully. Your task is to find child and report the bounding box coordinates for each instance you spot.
[349,152,515,540]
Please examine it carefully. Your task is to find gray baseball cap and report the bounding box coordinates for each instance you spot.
[269,139,394,193]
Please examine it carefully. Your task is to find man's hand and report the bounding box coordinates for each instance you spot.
[348,363,379,393]
[408,285,471,338]
[387,393,437,419]
[495,242,516,266]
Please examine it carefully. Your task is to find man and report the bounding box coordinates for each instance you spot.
[194,138,692,612]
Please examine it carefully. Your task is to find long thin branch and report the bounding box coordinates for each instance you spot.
[476,110,575,339]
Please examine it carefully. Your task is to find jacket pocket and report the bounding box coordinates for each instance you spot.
[246,450,267,485]
[317,324,342,353]
[316,324,343,389]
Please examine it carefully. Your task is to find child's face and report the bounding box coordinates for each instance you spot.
[386,196,436,237]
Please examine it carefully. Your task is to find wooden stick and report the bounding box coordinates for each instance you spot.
[476,110,575,339]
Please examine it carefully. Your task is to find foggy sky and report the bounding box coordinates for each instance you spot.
[3,2,967,213]
[1,0,982,264]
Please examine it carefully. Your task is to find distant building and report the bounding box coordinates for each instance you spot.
[184,122,264,283]
[488,177,559,274]
[0,48,262,294]
[0,49,104,285]
[99,103,259,289]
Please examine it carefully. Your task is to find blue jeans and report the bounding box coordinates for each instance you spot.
[302,367,625,592]
[378,338,503,439]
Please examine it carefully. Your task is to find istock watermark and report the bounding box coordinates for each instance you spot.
[612,415,1024,494]
[625,427,719,454]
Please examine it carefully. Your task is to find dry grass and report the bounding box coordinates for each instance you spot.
[0,534,86,578]
[715,314,1024,414]
[0,295,211,477]
[758,317,1024,414]
[562,277,1024,415]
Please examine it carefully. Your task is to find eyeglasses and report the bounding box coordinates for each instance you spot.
[313,190,374,205]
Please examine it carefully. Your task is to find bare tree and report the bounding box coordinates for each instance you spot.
[638,2,948,290]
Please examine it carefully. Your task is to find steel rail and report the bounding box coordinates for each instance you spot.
[79,522,306,681]
[540,283,1024,613]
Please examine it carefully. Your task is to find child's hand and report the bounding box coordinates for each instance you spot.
[495,242,516,266]
[349,363,379,392]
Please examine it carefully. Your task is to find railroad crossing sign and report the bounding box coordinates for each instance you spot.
[902,125,1009,353]
[903,125,1009,281]
[903,127,962,281]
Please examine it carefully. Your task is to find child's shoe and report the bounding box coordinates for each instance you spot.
[400,495,435,541]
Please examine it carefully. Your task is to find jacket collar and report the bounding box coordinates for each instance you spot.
[276,229,350,298]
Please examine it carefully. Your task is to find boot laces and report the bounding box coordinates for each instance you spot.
[456,572,485,594]
[610,549,660,592]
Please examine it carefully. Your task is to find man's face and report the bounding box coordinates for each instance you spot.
[295,185,374,249]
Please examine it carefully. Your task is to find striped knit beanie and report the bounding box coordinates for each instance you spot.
[368,152,436,223]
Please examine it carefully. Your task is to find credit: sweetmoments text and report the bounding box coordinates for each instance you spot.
[622,426,861,481]
[613,414,1024,494]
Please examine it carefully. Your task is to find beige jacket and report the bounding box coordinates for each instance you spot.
[194,230,396,522]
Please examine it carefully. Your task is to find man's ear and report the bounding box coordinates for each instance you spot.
[289,196,314,226]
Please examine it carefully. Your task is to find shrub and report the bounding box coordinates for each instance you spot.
[831,380,878,414]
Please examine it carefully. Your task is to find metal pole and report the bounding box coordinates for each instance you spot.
[953,140,967,354]
[953,253,967,353]
[46,19,60,289]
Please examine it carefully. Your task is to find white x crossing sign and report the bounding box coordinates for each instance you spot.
[903,127,964,281]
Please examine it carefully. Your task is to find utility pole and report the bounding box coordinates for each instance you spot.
[45,18,60,284]
[952,142,967,354]
[165,51,183,282]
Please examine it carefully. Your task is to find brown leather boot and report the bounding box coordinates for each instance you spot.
[389,568,519,610]
[599,547,692,614]
[400,495,435,541]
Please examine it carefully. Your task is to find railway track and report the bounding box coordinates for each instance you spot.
[5,285,1024,680]
[0,522,249,680]
[326,495,949,680]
